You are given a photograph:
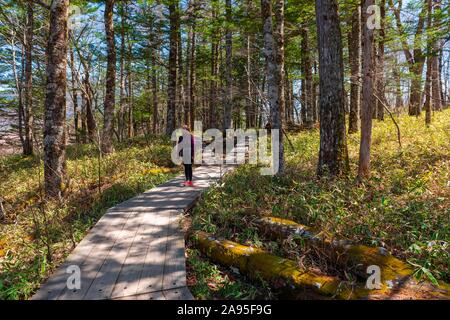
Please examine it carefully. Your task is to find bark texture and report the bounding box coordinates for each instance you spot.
[261,0,284,174]
[348,5,361,133]
[301,27,313,128]
[375,0,387,120]
[44,0,69,197]
[358,0,375,179]
[315,0,349,176]
[223,0,233,130]
[102,0,116,154]
[166,0,178,136]
[24,1,34,155]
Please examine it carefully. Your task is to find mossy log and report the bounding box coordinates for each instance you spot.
[256,216,450,299]
[194,231,362,299]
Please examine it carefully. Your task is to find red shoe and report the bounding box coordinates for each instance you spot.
[187,181,194,187]
[183,181,189,186]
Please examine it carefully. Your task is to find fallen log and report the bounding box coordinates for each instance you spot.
[256,216,450,299]
[193,231,357,299]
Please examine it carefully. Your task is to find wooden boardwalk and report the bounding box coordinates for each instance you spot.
[32,165,234,300]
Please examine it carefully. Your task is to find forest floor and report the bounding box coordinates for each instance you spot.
[187,110,450,299]
[0,110,449,300]
[0,135,180,299]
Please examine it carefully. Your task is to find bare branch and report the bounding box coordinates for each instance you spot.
[34,0,50,10]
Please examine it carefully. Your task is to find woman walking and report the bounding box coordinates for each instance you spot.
[178,125,195,186]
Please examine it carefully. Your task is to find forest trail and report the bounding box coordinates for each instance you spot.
[32,164,235,300]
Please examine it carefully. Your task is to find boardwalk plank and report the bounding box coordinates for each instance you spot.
[32,211,132,300]
[83,212,144,300]
[32,165,234,300]
[162,210,186,291]
[133,210,173,296]
[163,287,194,300]
[113,291,166,300]
[57,212,138,300]
[111,210,171,299]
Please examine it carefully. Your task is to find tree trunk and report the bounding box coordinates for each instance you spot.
[424,58,432,126]
[313,60,318,123]
[151,14,161,134]
[118,2,126,140]
[347,5,361,133]
[44,0,69,198]
[69,44,79,143]
[166,0,178,136]
[409,69,424,116]
[431,53,441,111]
[177,16,185,128]
[375,0,387,120]
[371,38,378,119]
[0,198,4,221]
[223,0,233,130]
[358,0,375,180]
[393,54,403,114]
[301,27,313,128]
[300,74,307,125]
[102,0,116,154]
[245,0,258,129]
[209,40,219,129]
[127,37,134,138]
[431,0,442,111]
[410,4,426,116]
[151,47,159,134]
[208,0,219,131]
[315,0,349,176]
[274,0,285,128]
[80,92,87,143]
[84,73,96,142]
[261,0,284,174]
[424,0,433,126]
[188,19,196,130]
[389,0,425,116]
[11,35,25,150]
[245,33,256,128]
[145,25,152,134]
[285,71,293,124]
[24,1,34,156]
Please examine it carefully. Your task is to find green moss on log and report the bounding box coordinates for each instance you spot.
[193,231,356,299]
[256,216,450,298]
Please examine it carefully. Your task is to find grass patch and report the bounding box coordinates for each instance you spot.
[186,248,268,300]
[0,135,180,300]
[190,110,450,298]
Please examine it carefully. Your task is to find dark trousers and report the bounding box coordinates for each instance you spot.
[184,164,193,181]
